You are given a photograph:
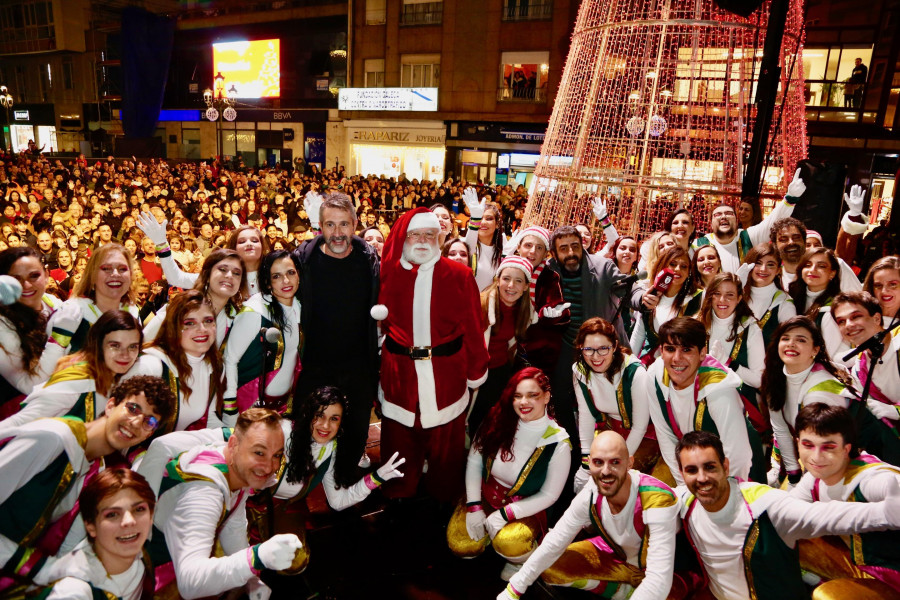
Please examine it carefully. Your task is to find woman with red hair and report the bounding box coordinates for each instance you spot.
[448,367,571,582]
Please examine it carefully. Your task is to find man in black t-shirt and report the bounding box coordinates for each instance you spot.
[292,193,381,486]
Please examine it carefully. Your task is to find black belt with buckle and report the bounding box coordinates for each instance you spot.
[384,335,463,360]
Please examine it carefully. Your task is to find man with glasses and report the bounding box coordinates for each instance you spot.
[0,376,175,592]
[373,207,489,503]
[693,169,807,273]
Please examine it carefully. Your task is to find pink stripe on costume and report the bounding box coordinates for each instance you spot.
[190,449,227,466]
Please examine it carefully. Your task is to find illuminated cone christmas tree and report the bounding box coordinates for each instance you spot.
[524,0,807,236]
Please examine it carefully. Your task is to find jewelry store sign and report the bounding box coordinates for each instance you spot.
[339,88,438,112]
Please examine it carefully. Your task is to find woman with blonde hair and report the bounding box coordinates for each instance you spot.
[46,243,139,355]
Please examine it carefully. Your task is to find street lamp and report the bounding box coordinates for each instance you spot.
[0,85,13,153]
[203,72,237,161]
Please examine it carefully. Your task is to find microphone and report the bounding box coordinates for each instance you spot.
[612,270,648,291]
[260,327,282,344]
[650,268,675,296]
[0,275,23,306]
[842,329,889,362]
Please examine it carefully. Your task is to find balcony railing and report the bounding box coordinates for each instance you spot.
[400,2,443,25]
[502,0,553,21]
[497,87,547,103]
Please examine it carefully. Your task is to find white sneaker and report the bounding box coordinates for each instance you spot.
[358,453,371,469]
[500,562,521,582]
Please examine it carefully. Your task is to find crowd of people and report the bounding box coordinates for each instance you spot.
[0,148,899,600]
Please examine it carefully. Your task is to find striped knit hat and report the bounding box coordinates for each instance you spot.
[519,225,551,249]
[806,230,823,245]
[497,255,533,282]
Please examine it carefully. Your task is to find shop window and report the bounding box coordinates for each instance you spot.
[502,0,553,21]
[498,51,549,102]
[182,127,201,160]
[400,0,442,26]
[802,47,873,109]
[365,59,385,88]
[366,0,386,24]
[401,55,440,87]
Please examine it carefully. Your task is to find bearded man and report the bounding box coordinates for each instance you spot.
[372,207,489,502]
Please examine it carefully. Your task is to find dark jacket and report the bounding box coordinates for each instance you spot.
[292,235,381,372]
[549,253,629,344]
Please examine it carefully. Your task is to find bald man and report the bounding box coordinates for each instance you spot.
[498,432,683,600]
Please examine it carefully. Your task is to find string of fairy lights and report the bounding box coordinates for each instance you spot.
[524,0,807,238]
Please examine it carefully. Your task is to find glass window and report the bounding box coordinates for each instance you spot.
[366,0,386,24]
[364,59,384,87]
[62,59,73,90]
[804,46,873,109]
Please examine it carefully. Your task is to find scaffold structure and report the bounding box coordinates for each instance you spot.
[524,0,808,238]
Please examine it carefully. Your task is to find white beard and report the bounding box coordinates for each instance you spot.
[403,242,439,265]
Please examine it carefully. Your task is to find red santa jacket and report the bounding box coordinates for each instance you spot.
[377,211,489,429]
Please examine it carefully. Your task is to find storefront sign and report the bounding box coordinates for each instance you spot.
[13,110,29,121]
[500,130,545,142]
[339,88,438,112]
[349,127,445,145]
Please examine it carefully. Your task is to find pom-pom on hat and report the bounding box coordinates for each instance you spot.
[496,255,533,282]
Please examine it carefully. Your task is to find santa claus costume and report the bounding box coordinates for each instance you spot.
[374,208,490,502]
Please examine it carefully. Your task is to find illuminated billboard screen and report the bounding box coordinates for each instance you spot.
[212,39,281,98]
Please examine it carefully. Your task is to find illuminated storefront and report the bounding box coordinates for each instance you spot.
[343,120,446,181]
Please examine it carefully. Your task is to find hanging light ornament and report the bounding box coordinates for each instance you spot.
[625,116,646,136]
[648,114,668,137]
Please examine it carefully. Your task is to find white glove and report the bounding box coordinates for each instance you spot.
[844,184,865,216]
[573,466,591,494]
[486,510,506,539]
[867,399,899,421]
[50,302,85,348]
[466,508,487,541]
[592,196,608,222]
[710,340,728,364]
[375,451,406,482]
[786,168,806,199]
[137,212,169,246]
[0,275,22,306]
[304,191,323,229]
[256,534,303,571]
[767,465,782,488]
[502,229,524,256]
[736,263,753,288]
[541,302,571,319]
[462,188,485,220]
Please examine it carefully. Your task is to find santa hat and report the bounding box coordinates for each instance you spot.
[806,230,823,245]
[519,225,551,249]
[408,211,440,233]
[496,255,533,282]
[381,207,441,270]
